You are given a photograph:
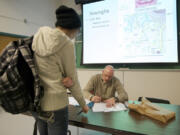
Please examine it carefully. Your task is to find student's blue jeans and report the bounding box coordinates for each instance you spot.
[32,106,68,135]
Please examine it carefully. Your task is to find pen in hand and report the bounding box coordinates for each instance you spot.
[77,110,83,115]
[77,101,94,115]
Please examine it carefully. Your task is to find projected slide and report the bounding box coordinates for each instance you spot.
[83,0,178,64]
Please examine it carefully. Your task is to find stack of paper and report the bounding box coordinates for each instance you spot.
[92,103,127,112]
[69,97,127,112]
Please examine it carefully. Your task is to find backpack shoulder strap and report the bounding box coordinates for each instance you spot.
[17,37,43,111]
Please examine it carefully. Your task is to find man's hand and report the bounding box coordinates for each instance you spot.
[82,105,89,113]
[62,77,73,88]
[91,96,101,103]
[104,97,116,108]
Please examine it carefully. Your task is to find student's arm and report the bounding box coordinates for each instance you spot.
[59,43,86,108]
[62,77,73,88]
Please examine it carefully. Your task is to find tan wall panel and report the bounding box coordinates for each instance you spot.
[0,35,18,53]
[124,71,180,105]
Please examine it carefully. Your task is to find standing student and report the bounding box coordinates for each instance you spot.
[32,5,89,135]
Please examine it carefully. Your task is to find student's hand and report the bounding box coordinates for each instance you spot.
[91,96,101,103]
[104,97,116,108]
[82,105,89,113]
[62,77,73,88]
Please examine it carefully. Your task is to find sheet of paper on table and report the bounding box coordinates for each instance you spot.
[92,102,127,112]
[69,97,90,106]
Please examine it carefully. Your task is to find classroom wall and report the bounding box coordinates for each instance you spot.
[0,0,60,36]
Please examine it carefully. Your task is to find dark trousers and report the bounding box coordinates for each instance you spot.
[32,106,68,135]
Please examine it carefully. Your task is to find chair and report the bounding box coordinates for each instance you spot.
[138,97,170,104]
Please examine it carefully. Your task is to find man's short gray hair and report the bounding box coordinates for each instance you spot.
[104,65,114,71]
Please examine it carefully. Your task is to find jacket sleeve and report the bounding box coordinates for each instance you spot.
[59,43,86,108]
[83,75,96,100]
[115,79,128,102]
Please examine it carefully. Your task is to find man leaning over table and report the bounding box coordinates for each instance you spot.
[83,65,128,107]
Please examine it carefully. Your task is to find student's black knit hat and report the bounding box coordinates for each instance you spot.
[55,5,81,29]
